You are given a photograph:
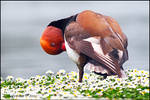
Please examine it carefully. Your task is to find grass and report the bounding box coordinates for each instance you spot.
[0,69,149,99]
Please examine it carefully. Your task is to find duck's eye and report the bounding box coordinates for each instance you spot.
[50,42,56,47]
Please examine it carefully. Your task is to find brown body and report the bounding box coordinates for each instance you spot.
[64,10,128,82]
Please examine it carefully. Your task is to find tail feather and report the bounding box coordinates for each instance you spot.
[85,62,109,74]
[120,69,127,78]
[85,61,127,78]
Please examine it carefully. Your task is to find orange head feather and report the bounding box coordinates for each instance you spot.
[40,26,66,55]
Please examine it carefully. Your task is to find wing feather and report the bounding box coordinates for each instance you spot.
[73,40,122,77]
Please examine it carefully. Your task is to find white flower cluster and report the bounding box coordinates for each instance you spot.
[1,69,149,99]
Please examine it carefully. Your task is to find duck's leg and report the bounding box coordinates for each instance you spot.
[77,55,87,82]
[78,66,84,82]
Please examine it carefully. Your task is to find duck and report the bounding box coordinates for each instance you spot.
[40,10,128,82]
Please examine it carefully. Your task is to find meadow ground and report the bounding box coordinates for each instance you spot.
[1,69,149,99]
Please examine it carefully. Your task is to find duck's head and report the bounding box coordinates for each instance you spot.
[40,15,78,55]
[40,26,66,55]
